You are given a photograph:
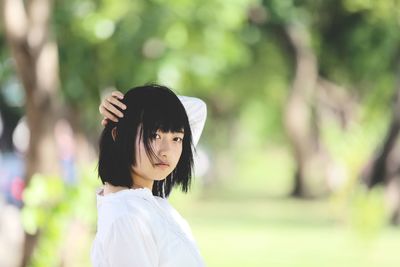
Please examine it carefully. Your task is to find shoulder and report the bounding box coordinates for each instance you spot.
[96,191,155,236]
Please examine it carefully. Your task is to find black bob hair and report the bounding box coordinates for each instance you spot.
[98,84,194,198]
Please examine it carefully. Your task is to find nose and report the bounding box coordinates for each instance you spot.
[157,138,171,158]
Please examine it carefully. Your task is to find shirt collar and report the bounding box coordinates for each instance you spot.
[95,186,154,209]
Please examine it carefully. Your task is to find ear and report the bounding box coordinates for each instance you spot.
[111,127,117,141]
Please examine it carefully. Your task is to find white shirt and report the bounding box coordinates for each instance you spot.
[91,96,207,267]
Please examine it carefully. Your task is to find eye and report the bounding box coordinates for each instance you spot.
[151,133,161,139]
[174,136,183,143]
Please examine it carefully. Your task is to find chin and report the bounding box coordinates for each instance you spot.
[153,175,168,181]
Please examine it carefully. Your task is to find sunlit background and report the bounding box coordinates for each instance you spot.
[1,0,400,266]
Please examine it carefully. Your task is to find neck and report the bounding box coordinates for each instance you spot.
[103,183,127,195]
[132,183,153,190]
[103,181,153,196]
[131,174,154,191]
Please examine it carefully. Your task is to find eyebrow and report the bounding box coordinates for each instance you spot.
[156,129,185,134]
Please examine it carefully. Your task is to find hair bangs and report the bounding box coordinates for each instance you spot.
[143,96,187,133]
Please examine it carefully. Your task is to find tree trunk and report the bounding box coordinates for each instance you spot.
[282,23,319,197]
[361,90,400,188]
[360,85,400,225]
[1,0,62,265]
[279,24,347,198]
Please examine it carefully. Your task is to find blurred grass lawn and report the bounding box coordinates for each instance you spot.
[170,191,400,267]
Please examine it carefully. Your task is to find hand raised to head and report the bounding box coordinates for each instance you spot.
[99,91,127,126]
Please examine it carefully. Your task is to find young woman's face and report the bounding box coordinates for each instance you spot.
[132,128,184,183]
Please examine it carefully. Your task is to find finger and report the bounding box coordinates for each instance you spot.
[107,95,127,110]
[99,97,123,118]
[111,91,124,100]
[104,99,124,118]
[101,118,108,127]
[100,106,119,122]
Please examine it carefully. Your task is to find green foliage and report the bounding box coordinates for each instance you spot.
[343,0,400,22]
[2,0,397,159]
[49,0,263,138]
[21,167,98,267]
[349,185,388,239]
[22,174,65,236]
[323,101,392,234]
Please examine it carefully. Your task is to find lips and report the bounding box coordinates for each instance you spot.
[155,162,170,168]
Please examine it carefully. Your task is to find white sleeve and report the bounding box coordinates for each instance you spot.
[178,96,207,147]
[104,215,158,267]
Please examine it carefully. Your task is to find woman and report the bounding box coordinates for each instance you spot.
[91,84,207,266]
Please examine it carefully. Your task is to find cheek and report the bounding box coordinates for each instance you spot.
[174,146,183,163]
